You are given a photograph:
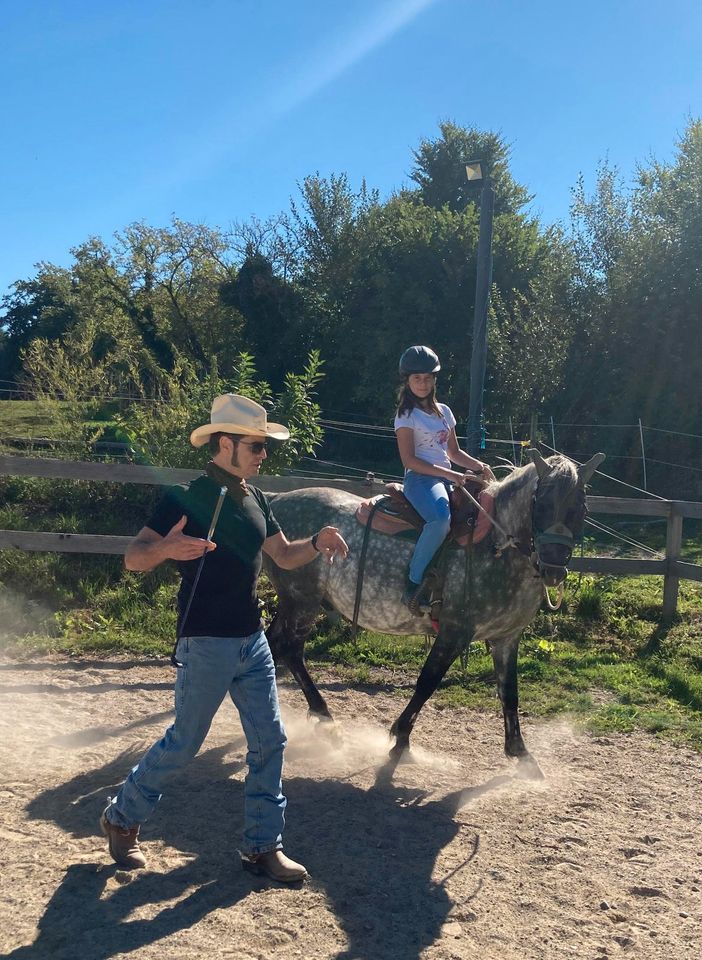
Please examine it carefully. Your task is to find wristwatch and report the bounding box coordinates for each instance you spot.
[311,533,321,552]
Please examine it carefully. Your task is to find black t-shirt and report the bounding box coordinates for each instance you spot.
[146,474,281,637]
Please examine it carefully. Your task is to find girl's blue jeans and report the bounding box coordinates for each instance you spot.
[104,629,287,856]
[403,470,452,584]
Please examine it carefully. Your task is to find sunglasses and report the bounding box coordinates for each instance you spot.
[236,440,268,454]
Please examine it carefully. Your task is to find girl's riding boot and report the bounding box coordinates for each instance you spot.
[401,575,431,616]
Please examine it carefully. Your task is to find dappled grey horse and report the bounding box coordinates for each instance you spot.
[264,451,604,774]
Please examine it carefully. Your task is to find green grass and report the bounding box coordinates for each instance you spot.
[295,572,702,749]
[0,400,67,437]
[1,436,702,751]
[0,399,118,454]
[2,557,702,750]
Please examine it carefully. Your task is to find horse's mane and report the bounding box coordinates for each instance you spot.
[488,461,533,500]
[489,455,579,504]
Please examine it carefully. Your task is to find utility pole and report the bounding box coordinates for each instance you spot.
[465,162,495,457]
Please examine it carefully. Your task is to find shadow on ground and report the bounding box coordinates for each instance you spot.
[8,731,512,960]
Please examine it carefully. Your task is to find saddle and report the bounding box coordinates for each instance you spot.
[355,476,495,547]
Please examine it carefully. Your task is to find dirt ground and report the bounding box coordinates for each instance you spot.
[0,656,700,960]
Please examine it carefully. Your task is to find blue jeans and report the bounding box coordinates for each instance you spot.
[104,629,287,856]
[403,471,452,584]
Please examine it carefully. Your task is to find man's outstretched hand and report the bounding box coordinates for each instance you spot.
[163,516,217,560]
[314,526,349,564]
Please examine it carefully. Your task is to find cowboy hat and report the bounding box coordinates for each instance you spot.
[190,394,290,447]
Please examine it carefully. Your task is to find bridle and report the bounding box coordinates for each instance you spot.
[465,450,602,610]
[461,474,582,574]
[528,480,582,576]
[529,476,587,609]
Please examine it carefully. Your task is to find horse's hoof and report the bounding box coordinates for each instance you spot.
[514,754,544,781]
[309,714,344,747]
[307,709,334,725]
[388,744,415,764]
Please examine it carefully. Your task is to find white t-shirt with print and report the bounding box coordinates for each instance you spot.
[394,403,456,469]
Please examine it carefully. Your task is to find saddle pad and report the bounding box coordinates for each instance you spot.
[355,496,418,538]
[355,490,496,545]
[454,491,495,547]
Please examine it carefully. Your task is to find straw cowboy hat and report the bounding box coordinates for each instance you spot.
[190,394,290,447]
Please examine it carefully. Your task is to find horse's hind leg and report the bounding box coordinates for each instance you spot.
[267,603,333,722]
[488,636,543,779]
[389,629,462,758]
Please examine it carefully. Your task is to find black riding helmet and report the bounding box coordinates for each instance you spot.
[398,345,441,376]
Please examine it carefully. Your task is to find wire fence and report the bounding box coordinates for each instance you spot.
[2,384,701,498]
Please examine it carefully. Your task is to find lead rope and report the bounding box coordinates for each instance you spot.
[542,582,565,611]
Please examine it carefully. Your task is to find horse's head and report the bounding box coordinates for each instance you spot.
[528,449,605,586]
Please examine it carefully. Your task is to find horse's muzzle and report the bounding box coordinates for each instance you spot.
[536,542,572,586]
[540,564,568,587]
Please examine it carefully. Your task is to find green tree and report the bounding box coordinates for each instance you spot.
[557,119,702,494]
[410,120,532,216]
[0,265,78,381]
[286,129,574,431]
[114,351,325,471]
[219,252,308,389]
[90,219,244,370]
[2,218,248,389]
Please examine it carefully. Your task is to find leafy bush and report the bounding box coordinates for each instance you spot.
[113,351,325,470]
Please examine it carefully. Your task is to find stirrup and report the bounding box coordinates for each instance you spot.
[401,580,431,617]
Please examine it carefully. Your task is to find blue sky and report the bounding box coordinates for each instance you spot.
[2,0,701,299]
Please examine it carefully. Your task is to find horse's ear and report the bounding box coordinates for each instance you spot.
[528,448,550,479]
[578,452,605,484]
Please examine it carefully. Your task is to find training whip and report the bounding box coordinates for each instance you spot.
[170,485,227,667]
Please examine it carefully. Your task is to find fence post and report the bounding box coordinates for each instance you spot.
[638,418,648,492]
[663,502,683,619]
[508,416,518,465]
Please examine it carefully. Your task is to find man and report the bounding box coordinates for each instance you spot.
[100,394,348,882]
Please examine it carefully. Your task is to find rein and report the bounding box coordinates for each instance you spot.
[459,484,523,556]
[542,582,565,611]
[351,496,385,638]
[462,473,579,600]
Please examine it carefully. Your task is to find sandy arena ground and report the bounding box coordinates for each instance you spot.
[0,656,700,960]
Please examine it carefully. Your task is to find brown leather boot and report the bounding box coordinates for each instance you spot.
[100,809,146,870]
[241,849,308,883]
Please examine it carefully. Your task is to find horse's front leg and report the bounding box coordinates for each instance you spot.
[268,605,333,722]
[389,628,463,758]
[488,635,543,779]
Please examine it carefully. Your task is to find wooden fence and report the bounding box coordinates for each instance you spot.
[1,454,701,618]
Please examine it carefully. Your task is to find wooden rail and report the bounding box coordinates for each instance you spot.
[1,454,700,618]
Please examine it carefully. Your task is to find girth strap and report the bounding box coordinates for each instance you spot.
[351,496,385,638]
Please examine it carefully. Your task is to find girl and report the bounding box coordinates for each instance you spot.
[394,345,493,612]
